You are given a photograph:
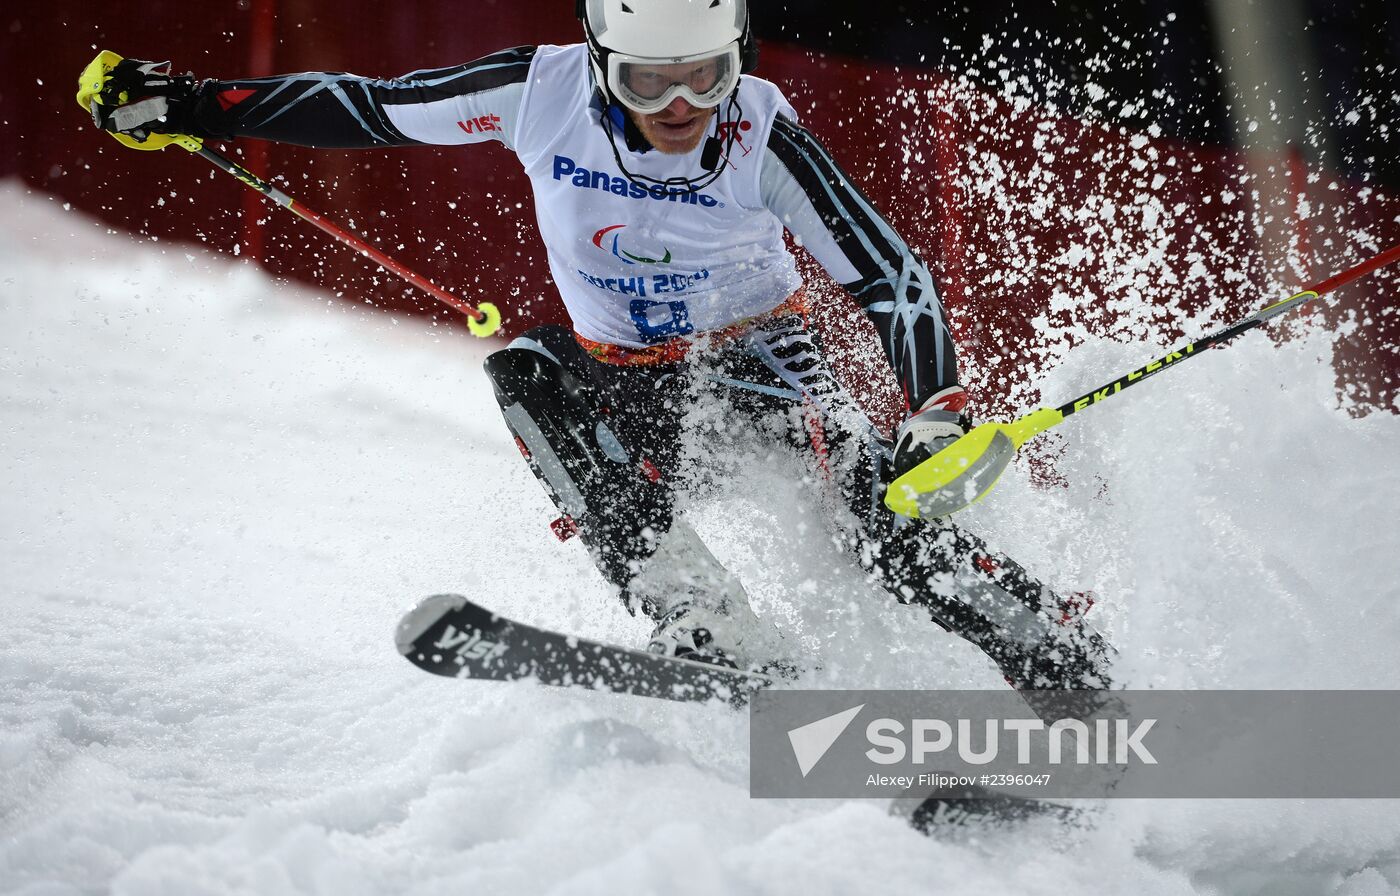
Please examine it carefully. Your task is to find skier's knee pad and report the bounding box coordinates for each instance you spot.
[483,329,672,585]
[484,329,609,518]
[484,326,595,414]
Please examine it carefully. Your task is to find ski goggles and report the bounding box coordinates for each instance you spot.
[606,43,741,115]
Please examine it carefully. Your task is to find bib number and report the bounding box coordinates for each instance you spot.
[629,299,693,344]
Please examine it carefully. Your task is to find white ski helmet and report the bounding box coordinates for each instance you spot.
[579,0,758,114]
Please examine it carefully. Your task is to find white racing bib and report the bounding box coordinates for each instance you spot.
[511,44,802,348]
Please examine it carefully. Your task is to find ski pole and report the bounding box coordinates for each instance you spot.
[886,240,1400,520]
[75,51,500,336]
[190,143,500,336]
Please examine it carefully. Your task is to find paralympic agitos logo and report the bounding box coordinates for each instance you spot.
[592,224,672,265]
[552,155,723,207]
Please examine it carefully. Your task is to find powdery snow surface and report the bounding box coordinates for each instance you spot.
[3,181,1399,895]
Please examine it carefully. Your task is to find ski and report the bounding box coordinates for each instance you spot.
[891,782,1085,834]
[395,594,770,706]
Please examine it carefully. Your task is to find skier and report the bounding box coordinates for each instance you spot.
[86,0,1111,688]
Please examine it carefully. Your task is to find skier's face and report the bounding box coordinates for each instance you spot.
[628,96,716,155]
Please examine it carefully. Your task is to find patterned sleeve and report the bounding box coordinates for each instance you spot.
[190,46,536,151]
[759,113,958,412]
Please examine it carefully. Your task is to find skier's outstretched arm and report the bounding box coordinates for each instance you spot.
[759,113,958,411]
[760,113,969,476]
[88,48,537,150]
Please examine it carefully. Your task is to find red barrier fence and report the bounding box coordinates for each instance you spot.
[5,2,1396,429]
